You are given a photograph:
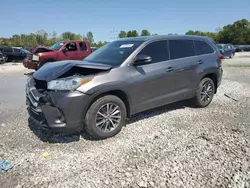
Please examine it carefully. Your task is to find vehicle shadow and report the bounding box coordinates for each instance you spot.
[28,100,191,143]
[28,117,81,143]
[127,100,189,125]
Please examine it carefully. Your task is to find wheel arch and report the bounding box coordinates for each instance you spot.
[85,89,132,119]
[201,73,218,93]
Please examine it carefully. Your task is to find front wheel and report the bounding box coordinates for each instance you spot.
[85,95,127,140]
[191,77,215,108]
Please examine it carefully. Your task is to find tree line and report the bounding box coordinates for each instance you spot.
[185,19,250,44]
[0,19,249,49]
[0,30,108,48]
[119,19,250,45]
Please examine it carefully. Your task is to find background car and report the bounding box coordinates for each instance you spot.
[0,47,30,62]
[0,51,8,63]
[216,44,235,58]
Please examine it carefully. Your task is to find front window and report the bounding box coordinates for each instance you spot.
[85,40,143,66]
[50,41,65,51]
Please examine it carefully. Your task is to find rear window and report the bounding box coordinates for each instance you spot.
[195,40,214,55]
[79,42,87,51]
[169,40,195,59]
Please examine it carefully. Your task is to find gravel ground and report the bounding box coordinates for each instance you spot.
[0,54,250,188]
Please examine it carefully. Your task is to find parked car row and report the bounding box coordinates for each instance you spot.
[26,35,223,139]
[0,51,8,63]
[216,43,235,58]
[0,47,31,62]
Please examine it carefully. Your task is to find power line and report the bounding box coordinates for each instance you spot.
[109,28,118,41]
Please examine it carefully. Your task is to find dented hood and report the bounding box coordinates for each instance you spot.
[33,60,113,82]
[32,46,54,54]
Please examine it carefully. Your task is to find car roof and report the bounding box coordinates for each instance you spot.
[115,35,213,42]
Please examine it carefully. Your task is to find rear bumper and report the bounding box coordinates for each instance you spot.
[217,67,223,87]
[26,79,91,134]
[23,59,38,70]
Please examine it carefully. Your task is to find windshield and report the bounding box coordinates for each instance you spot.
[50,41,65,51]
[85,40,143,66]
[21,49,31,54]
[216,44,223,49]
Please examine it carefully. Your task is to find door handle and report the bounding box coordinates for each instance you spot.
[198,60,204,64]
[166,67,174,72]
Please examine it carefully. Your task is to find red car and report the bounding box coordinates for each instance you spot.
[23,40,93,70]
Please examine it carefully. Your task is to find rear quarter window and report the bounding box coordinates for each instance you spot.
[195,40,214,55]
[169,40,195,59]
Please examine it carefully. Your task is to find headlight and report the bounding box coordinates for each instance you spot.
[47,76,92,91]
[32,55,39,61]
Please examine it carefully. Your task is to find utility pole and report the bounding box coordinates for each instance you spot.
[109,28,118,41]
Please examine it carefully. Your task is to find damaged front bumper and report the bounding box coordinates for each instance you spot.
[26,77,91,134]
[23,59,38,70]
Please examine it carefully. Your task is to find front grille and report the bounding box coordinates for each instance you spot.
[34,79,47,91]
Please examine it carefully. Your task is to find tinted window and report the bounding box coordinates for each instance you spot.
[3,48,13,53]
[79,42,87,51]
[13,49,21,54]
[169,40,195,59]
[195,41,214,55]
[65,42,77,51]
[138,40,169,63]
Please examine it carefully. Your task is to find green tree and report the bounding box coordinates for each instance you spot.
[86,32,94,44]
[62,32,75,40]
[118,30,127,38]
[141,29,151,36]
[127,30,138,37]
[73,34,82,40]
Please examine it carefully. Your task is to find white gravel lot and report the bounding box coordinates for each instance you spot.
[0,53,250,188]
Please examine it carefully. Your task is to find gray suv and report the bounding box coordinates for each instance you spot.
[26,35,223,139]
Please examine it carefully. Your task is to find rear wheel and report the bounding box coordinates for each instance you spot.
[85,95,127,140]
[191,77,215,108]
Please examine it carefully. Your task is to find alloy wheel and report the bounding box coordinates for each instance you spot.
[95,103,121,133]
[200,81,213,102]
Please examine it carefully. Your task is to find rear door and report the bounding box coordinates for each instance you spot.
[79,42,91,60]
[129,40,179,112]
[194,39,217,76]
[169,39,199,97]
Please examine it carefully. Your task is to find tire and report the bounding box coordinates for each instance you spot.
[85,95,127,140]
[191,77,215,108]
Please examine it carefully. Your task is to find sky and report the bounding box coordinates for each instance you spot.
[1,0,250,42]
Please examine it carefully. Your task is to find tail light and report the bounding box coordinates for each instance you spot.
[218,54,224,60]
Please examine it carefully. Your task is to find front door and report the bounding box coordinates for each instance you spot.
[129,40,179,113]
[60,42,81,61]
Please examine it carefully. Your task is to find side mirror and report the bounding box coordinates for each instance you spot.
[62,47,68,53]
[134,55,152,66]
